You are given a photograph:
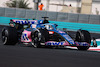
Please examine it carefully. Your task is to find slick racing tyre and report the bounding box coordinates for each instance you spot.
[1,27,18,45]
[31,31,41,48]
[31,28,49,48]
[75,30,91,50]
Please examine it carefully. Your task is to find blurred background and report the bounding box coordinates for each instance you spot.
[0,0,100,15]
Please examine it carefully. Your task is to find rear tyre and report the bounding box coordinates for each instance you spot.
[75,30,91,50]
[1,27,18,45]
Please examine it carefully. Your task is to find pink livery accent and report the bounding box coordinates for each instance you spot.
[21,30,32,42]
[63,41,70,46]
[58,30,65,33]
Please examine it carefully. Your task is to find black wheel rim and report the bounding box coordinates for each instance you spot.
[32,31,40,48]
[34,37,39,47]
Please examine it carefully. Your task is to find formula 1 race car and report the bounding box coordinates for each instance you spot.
[1,17,91,50]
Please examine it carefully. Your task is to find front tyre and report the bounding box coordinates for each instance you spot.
[31,28,49,48]
[31,31,41,48]
[75,30,91,50]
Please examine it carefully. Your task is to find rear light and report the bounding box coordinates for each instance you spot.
[49,31,54,34]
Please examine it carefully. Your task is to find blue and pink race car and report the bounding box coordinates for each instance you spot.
[1,17,92,50]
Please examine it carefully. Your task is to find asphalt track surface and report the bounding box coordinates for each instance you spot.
[0,25,100,67]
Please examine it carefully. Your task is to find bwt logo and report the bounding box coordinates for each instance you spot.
[46,42,64,45]
[16,21,35,24]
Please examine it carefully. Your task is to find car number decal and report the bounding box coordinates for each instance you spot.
[21,33,29,41]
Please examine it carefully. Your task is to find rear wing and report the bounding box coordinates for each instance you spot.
[10,19,43,25]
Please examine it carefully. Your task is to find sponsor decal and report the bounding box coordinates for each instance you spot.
[31,24,37,28]
[15,20,34,24]
[13,20,43,24]
[46,41,64,45]
[76,42,90,46]
[21,33,29,41]
[49,31,54,34]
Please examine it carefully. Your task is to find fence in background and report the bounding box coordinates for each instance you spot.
[0,7,100,24]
